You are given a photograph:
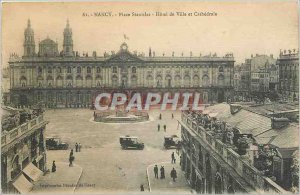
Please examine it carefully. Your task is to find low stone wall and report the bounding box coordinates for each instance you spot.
[94,114,149,123]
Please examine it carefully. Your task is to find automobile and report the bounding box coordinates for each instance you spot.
[119,135,144,150]
[164,135,181,149]
[46,137,69,150]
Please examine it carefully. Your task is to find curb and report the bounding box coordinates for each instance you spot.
[146,161,170,192]
[73,163,83,193]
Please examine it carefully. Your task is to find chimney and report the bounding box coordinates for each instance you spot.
[271,118,289,129]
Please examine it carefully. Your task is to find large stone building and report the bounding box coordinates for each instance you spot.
[234,54,277,99]
[1,107,48,193]
[278,49,299,101]
[180,103,298,193]
[8,20,234,108]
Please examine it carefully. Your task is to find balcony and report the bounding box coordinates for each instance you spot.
[181,111,286,193]
[1,115,47,149]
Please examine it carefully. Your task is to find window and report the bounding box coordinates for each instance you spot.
[219,66,224,72]
[87,67,91,74]
[48,68,52,74]
[96,67,101,73]
[132,67,136,73]
[113,67,117,73]
[77,67,81,74]
[67,67,72,73]
[57,67,62,73]
[38,67,42,74]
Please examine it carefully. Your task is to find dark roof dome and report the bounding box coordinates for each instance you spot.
[40,38,56,45]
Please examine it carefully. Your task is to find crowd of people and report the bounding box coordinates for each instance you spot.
[185,111,240,147]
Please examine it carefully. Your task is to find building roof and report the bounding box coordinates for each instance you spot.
[39,38,56,45]
[203,103,299,149]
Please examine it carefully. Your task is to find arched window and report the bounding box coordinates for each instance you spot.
[184,75,191,87]
[174,75,181,87]
[131,75,138,87]
[146,75,153,87]
[219,66,224,72]
[38,67,42,74]
[132,67,136,73]
[57,67,62,73]
[112,75,118,87]
[48,68,52,74]
[113,67,117,73]
[67,67,72,73]
[96,67,101,73]
[218,74,225,86]
[202,75,209,87]
[77,67,81,74]
[87,67,91,74]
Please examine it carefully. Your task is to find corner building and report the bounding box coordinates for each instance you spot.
[9,20,234,108]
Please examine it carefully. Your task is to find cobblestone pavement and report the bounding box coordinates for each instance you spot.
[34,109,190,193]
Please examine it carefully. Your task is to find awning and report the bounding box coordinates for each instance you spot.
[22,163,43,182]
[12,174,33,194]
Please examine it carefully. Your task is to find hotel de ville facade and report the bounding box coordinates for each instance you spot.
[8,20,234,108]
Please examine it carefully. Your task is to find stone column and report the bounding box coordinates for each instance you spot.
[162,67,165,88]
[128,66,131,87]
[181,66,184,87]
[83,66,86,87]
[92,66,95,87]
[72,67,76,87]
[190,67,193,87]
[53,66,56,87]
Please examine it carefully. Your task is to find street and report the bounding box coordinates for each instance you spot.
[31,109,190,193]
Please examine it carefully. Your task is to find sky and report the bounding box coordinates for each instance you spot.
[2,1,299,67]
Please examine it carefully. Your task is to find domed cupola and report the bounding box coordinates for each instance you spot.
[38,36,58,57]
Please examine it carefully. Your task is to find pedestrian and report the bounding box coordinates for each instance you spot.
[171,152,175,164]
[164,125,166,132]
[180,155,182,166]
[159,113,162,120]
[140,184,144,191]
[154,165,158,179]
[158,124,160,132]
[172,113,174,119]
[69,149,74,167]
[75,143,78,152]
[160,166,165,179]
[170,168,177,182]
[52,161,56,172]
[70,149,74,157]
[78,143,81,152]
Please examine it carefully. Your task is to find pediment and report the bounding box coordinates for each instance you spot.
[107,51,143,63]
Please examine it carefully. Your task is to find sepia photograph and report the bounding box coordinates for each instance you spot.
[1,1,299,194]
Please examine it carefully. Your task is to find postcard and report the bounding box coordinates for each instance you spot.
[1,1,299,194]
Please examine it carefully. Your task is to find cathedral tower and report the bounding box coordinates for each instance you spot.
[23,19,35,57]
[63,19,74,57]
